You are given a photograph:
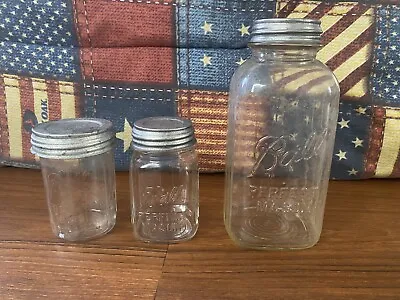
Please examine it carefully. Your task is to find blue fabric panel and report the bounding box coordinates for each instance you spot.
[177,48,251,90]
[330,100,372,179]
[370,6,400,106]
[0,0,80,80]
[176,0,275,49]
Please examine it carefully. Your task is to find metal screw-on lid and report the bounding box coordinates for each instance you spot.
[132,117,196,151]
[250,18,322,46]
[31,118,115,159]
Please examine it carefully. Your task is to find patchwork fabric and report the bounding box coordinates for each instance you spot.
[0,74,81,166]
[85,82,177,169]
[174,0,274,168]
[0,0,399,180]
[276,1,375,102]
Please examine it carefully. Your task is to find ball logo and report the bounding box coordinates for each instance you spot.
[249,129,328,177]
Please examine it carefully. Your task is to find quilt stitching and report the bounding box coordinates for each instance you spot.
[110,0,275,12]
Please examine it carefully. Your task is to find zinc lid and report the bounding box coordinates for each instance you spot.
[132,117,196,151]
[31,118,115,159]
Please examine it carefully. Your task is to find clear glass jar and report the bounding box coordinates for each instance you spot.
[224,19,340,250]
[31,118,117,242]
[130,117,199,243]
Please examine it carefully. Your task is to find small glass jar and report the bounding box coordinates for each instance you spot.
[130,117,199,243]
[225,19,340,250]
[31,118,117,242]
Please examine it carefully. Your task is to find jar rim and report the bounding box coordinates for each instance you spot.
[250,18,322,46]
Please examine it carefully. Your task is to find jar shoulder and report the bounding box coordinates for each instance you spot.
[130,149,198,170]
[231,58,339,94]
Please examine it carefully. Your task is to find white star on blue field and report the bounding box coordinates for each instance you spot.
[0,0,80,80]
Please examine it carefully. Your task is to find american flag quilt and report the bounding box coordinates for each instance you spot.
[0,0,399,179]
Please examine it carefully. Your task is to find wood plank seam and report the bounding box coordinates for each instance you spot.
[154,244,169,300]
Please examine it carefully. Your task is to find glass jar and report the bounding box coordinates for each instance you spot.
[130,117,199,243]
[31,118,117,242]
[224,19,340,250]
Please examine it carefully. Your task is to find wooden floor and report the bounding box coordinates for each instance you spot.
[0,167,399,299]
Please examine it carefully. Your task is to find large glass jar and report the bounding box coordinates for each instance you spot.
[224,19,340,250]
[31,118,117,242]
[130,117,199,243]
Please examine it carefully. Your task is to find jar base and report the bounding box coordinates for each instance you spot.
[226,212,321,250]
[134,223,199,244]
[53,211,116,242]
[134,229,198,244]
